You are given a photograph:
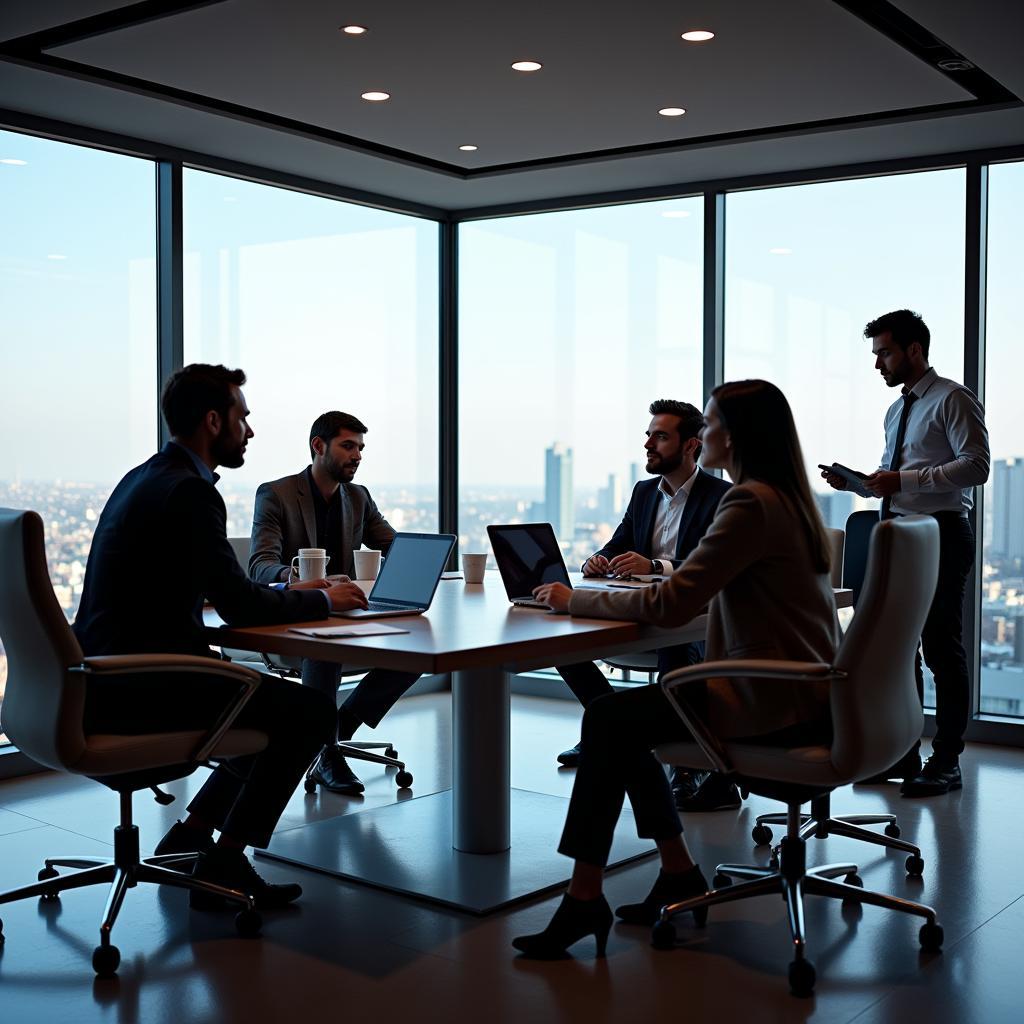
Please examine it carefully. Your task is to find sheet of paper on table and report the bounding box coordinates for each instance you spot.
[288,623,410,639]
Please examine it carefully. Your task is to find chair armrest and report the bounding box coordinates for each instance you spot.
[75,655,263,763]
[658,660,844,775]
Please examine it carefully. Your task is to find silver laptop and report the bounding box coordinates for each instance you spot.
[487,523,572,608]
[332,532,456,619]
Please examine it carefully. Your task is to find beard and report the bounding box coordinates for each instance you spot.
[646,451,683,476]
[212,428,246,468]
[323,452,358,483]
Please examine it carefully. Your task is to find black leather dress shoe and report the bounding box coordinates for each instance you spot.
[669,768,710,801]
[901,757,962,797]
[153,820,214,872]
[307,745,365,795]
[512,893,613,959]
[673,771,741,812]
[856,749,922,785]
[190,847,302,911]
[556,743,582,767]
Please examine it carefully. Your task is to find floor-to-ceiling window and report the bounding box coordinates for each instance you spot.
[723,168,967,704]
[183,170,439,541]
[458,197,704,568]
[0,130,157,745]
[981,161,1024,717]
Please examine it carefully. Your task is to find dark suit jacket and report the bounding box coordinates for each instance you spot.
[73,444,327,659]
[248,469,395,583]
[590,469,732,571]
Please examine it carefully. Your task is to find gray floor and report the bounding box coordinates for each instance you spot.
[0,692,1022,1022]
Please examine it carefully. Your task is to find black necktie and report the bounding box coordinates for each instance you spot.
[880,391,918,520]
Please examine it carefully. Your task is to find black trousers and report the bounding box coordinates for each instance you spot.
[909,512,975,761]
[300,659,420,733]
[84,670,334,849]
[556,642,704,708]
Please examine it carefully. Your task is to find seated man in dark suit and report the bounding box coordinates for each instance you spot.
[248,411,421,795]
[74,364,368,910]
[556,399,737,811]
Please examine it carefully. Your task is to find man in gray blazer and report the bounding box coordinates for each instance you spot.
[249,410,420,795]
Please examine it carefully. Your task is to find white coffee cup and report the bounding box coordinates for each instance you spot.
[462,553,487,584]
[291,547,329,582]
[353,548,382,581]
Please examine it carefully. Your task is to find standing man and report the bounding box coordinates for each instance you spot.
[556,400,734,811]
[74,364,369,909]
[249,411,420,796]
[823,309,989,796]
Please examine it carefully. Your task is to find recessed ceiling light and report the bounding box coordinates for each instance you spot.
[769,247,793,255]
[341,25,367,35]
[46,254,67,260]
[681,30,715,42]
[661,210,691,219]
[361,91,390,102]
[658,107,686,117]
[0,158,27,165]
[511,60,543,72]
[459,145,478,152]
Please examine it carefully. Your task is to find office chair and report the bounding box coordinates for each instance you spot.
[652,515,943,996]
[0,509,267,978]
[224,538,412,791]
[748,512,918,864]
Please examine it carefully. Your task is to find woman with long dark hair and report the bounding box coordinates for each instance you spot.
[513,380,841,959]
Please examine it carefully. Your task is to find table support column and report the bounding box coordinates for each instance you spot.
[452,667,511,853]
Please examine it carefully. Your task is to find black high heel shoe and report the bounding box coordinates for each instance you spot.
[512,893,613,959]
[615,865,709,926]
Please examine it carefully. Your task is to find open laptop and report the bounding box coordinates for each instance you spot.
[332,532,456,619]
[487,523,573,608]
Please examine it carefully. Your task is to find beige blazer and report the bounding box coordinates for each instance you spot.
[568,480,841,738]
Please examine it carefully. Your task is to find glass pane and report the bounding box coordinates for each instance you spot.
[183,171,439,540]
[459,198,704,568]
[724,168,967,708]
[0,130,157,746]
[981,162,1024,717]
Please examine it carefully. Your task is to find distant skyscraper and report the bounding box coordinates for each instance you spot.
[545,443,574,541]
[992,458,1024,561]
[629,462,641,490]
[814,490,855,532]
[597,473,623,524]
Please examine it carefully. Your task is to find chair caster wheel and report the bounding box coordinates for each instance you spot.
[788,957,816,997]
[385,747,398,758]
[304,778,317,794]
[38,867,61,901]
[651,920,676,949]
[712,872,732,889]
[235,908,263,938]
[884,822,901,838]
[751,824,773,846]
[396,771,413,789]
[842,873,863,902]
[92,943,120,978]
[906,854,925,877]
[919,921,944,951]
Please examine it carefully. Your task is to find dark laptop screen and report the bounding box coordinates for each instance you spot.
[369,534,455,605]
[487,524,572,599]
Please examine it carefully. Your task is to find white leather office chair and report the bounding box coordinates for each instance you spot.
[0,509,267,977]
[224,537,412,790]
[651,515,943,996]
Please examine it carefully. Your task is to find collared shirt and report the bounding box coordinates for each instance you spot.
[650,466,699,566]
[166,440,218,485]
[878,367,990,516]
[305,466,345,575]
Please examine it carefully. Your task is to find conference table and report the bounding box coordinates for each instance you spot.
[205,574,852,914]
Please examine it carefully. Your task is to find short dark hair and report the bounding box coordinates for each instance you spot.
[309,410,369,459]
[649,399,704,455]
[161,363,246,437]
[863,309,930,359]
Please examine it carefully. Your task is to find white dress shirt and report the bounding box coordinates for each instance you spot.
[878,367,990,516]
[650,466,699,570]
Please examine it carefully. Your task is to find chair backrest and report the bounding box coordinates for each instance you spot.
[0,508,87,770]
[842,509,879,605]
[227,536,250,571]
[830,515,938,780]
[825,528,845,589]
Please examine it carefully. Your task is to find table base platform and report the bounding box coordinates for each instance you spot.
[258,789,656,915]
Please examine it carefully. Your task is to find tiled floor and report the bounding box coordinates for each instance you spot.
[1,692,1022,1022]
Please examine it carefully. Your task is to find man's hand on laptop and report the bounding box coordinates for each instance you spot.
[608,551,652,578]
[325,581,369,612]
[533,582,571,613]
[583,554,611,577]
